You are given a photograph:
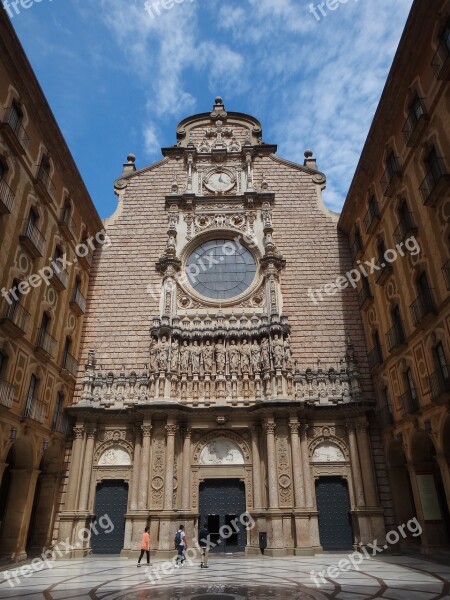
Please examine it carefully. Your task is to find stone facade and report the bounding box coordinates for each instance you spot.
[340,0,450,554]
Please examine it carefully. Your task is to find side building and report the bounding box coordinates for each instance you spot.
[339,0,450,554]
[0,12,103,560]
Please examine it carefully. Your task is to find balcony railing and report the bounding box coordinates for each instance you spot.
[368,346,382,371]
[392,213,418,245]
[0,178,15,214]
[51,412,69,434]
[62,352,78,377]
[363,201,380,233]
[400,389,420,415]
[375,261,393,285]
[35,328,57,358]
[429,367,450,402]
[23,398,46,423]
[351,238,363,261]
[358,283,373,309]
[0,301,30,336]
[402,107,428,147]
[443,259,450,291]
[20,219,45,258]
[70,287,86,316]
[386,322,406,353]
[378,404,394,428]
[50,267,69,291]
[36,164,55,201]
[78,249,93,270]
[410,288,436,326]
[380,157,402,197]
[419,158,450,206]
[59,209,76,239]
[0,380,15,409]
[432,38,450,79]
[0,107,29,153]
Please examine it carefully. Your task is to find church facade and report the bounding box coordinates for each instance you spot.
[54,98,395,558]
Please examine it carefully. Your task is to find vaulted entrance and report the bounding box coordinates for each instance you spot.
[199,479,246,553]
[91,480,128,554]
[316,476,353,550]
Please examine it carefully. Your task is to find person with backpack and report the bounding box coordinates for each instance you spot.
[137,526,151,567]
[198,522,210,569]
[174,524,187,566]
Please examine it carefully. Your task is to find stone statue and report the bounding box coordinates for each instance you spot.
[180,340,190,373]
[215,339,226,373]
[170,339,179,372]
[191,340,202,374]
[251,340,261,372]
[240,339,251,372]
[261,337,271,370]
[150,337,158,372]
[202,340,214,373]
[272,334,284,369]
[156,336,169,371]
[229,340,240,372]
[284,336,292,369]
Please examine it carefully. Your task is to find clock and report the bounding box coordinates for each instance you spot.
[204,169,236,193]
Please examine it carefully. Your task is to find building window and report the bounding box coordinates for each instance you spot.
[351,227,363,260]
[0,351,7,377]
[411,95,425,122]
[52,391,64,430]
[8,101,23,134]
[386,305,405,352]
[0,159,5,181]
[434,343,449,379]
[393,201,417,244]
[410,272,435,326]
[402,367,419,414]
[26,374,38,408]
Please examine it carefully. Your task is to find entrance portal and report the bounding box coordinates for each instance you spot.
[199,479,246,553]
[91,480,128,554]
[316,476,353,550]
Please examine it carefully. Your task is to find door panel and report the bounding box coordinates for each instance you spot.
[316,476,353,550]
[91,480,128,554]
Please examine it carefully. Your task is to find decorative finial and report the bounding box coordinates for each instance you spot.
[304,150,313,159]
[215,96,223,105]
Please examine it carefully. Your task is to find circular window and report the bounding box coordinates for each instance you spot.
[186,239,257,300]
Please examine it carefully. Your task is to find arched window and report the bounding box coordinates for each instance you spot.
[25,374,38,416]
[51,391,64,431]
[403,367,419,413]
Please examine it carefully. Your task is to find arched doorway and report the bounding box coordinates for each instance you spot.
[91,480,128,554]
[316,477,353,550]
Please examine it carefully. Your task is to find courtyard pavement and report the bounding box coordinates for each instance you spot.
[0,553,449,600]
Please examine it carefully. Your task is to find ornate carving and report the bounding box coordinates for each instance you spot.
[151,438,165,508]
[166,424,177,437]
[193,431,251,464]
[199,439,244,465]
[141,424,152,438]
[98,446,132,466]
[263,422,276,435]
[73,426,85,439]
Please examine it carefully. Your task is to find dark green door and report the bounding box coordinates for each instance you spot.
[199,479,246,552]
[91,480,128,554]
[316,477,353,550]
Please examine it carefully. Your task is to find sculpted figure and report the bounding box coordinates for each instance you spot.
[240,339,251,372]
[215,339,226,373]
[156,336,169,371]
[229,340,240,372]
[284,336,293,369]
[272,334,284,369]
[170,339,179,372]
[150,337,158,372]
[180,340,190,373]
[251,340,261,372]
[191,340,202,373]
[260,337,271,370]
[202,340,214,373]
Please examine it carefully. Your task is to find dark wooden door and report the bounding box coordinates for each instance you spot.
[91,480,128,554]
[316,476,353,550]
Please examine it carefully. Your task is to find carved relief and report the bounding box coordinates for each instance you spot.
[276,436,293,507]
[98,446,131,466]
[309,436,349,462]
[199,439,244,465]
[193,431,251,465]
[151,438,165,508]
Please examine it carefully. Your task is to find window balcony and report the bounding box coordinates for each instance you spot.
[386,322,406,353]
[432,39,450,80]
[0,108,29,155]
[50,267,69,292]
[351,238,363,262]
[363,201,380,234]
[59,209,76,240]
[51,412,69,434]
[380,157,402,197]
[19,219,45,259]
[35,328,57,360]
[23,398,46,423]
[0,301,30,338]
[61,352,78,378]
[378,404,394,428]
[35,164,55,203]
[70,288,86,316]
[0,178,15,215]
[0,380,15,409]
[410,288,436,327]
[443,259,450,291]
[402,107,428,148]
[419,158,450,206]
[400,389,420,415]
[392,213,418,245]
[368,346,382,371]
[429,368,450,403]
[358,283,374,310]
[375,261,393,286]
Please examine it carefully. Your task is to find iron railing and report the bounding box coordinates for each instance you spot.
[36,328,57,358]
[0,178,15,214]
[1,301,30,333]
[419,157,449,205]
[386,322,406,352]
[62,352,78,377]
[380,156,402,196]
[399,389,420,415]
[368,346,382,371]
[2,107,29,150]
[0,380,15,409]
[392,213,417,245]
[23,398,46,423]
[21,219,45,256]
[410,288,436,326]
[429,367,450,401]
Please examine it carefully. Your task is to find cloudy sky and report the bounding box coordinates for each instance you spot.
[10,0,414,217]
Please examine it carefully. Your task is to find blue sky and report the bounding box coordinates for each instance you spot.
[9,0,414,218]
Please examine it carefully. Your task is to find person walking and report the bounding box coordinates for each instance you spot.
[137,526,151,567]
[198,522,210,569]
[174,524,188,566]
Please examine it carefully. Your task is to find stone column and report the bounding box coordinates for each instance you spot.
[356,421,378,506]
[251,427,262,509]
[78,428,97,512]
[289,421,305,508]
[300,424,313,507]
[138,423,152,510]
[130,427,142,511]
[263,420,278,508]
[164,422,177,510]
[181,427,191,510]
[347,422,366,506]
[66,425,85,511]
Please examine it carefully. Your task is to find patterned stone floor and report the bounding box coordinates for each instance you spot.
[0,554,449,600]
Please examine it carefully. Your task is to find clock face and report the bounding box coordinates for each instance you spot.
[205,170,235,193]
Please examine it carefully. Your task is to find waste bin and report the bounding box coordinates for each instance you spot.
[259,532,267,554]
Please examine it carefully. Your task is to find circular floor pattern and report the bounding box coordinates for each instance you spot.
[117,583,315,599]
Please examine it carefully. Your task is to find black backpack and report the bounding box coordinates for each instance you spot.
[175,531,182,545]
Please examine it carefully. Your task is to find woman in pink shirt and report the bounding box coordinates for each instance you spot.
[137,526,151,566]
